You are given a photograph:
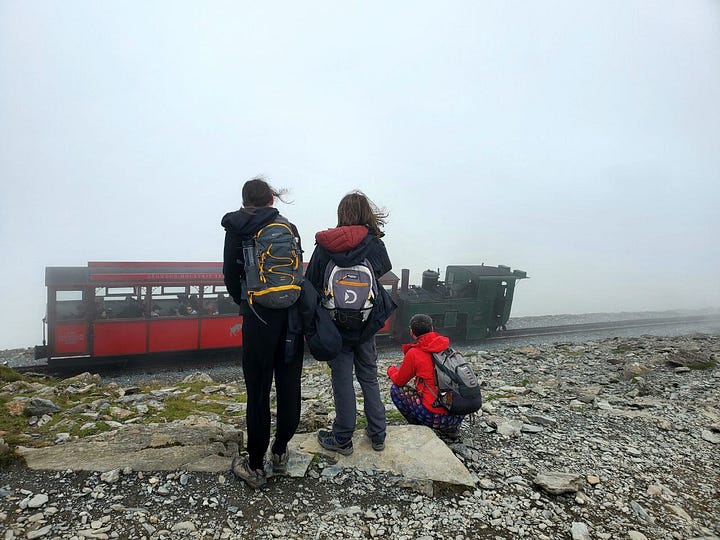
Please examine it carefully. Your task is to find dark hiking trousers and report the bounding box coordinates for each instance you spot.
[327,337,386,442]
[241,308,302,470]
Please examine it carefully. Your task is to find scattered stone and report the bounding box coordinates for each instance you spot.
[623,363,650,379]
[525,414,557,426]
[571,521,590,540]
[100,470,120,484]
[26,398,61,416]
[27,493,49,508]
[182,372,214,383]
[521,423,544,433]
[665,504,692,522]
[666,350,716,369]
[5,398,29,416]
[586,475,601,485]
[0,331,718,539]
[533,472,584,495]
[27,525,52,539]
[630,500,655,525]
[485,416,524,437]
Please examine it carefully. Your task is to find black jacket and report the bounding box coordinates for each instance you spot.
[221,207,305,366]
[305,226,396,344]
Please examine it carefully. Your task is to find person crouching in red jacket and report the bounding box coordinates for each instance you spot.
[387,314,464,440]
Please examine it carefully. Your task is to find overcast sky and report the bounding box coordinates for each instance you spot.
[1,1,719,349]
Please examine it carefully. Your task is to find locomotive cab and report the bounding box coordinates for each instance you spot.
[393,264,527,342]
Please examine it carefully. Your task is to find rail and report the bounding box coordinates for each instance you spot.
[487,314,720,340]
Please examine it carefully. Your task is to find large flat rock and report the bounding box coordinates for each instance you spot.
[16,423,474,492]
[16,422,242,472]
[295,425,474,490]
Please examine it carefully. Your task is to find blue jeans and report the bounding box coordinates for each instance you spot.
[328,338,386,441]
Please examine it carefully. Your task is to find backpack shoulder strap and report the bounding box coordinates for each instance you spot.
[424,349,445,402]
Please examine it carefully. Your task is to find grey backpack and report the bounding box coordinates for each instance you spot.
[428,348,482,415]
[322,259,378,330]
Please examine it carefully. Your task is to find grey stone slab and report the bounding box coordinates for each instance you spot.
[264,448,314,479]
[16,422,472,492]
[295,425,474,490]
[17,422,241,472]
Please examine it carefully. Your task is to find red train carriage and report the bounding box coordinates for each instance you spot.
[38,262,399,364]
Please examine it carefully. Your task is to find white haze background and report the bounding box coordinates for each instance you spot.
[1,1,719,349]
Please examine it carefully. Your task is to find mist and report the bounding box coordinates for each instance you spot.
[1,1,719,349]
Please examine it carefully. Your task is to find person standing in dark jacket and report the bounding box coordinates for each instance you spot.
[221,177,303,489]
[305,191,396,455]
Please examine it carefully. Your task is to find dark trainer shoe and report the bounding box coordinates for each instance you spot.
[271,450,289,475]
[436,425,461,442]
[365,429,385,451]
[231,456,267,489]
[317,429,354,456]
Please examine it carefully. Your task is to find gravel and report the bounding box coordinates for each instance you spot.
[1,312,719,539]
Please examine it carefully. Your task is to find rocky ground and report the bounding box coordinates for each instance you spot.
[1,328,719,539]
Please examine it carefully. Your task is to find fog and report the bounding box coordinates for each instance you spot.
[1,1,719,349]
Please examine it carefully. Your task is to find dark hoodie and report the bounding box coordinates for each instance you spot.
[305,225,396,344]
[388,331,451,415]
[221,206,302,309]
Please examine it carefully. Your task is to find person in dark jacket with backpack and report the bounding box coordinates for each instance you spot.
[305,191,396,455]
[387,314,465,440]
[221,177,303,489]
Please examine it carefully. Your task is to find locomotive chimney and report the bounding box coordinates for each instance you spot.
[401,269,409,292]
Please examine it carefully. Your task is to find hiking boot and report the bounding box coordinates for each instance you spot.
[436,425,461,442]
[317,429,353,455]
[231,456,267,489]
[365,429,385,451]
[271,450,289,475]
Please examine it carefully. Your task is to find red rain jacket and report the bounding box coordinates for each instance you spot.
[387,331,450,415]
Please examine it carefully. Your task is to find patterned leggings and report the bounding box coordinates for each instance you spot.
[390,385,464,430]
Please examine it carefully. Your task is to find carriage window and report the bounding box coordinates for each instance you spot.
[201,286,220,316]
[163,286,187,295]
[214,286,235,314]
[149,287,196,317]
[94,286,146,319]
[200,285,234,315]
[55,290,86,320]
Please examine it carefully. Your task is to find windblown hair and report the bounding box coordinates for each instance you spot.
[336,190,388,237]
[410,314,434,337]
[242,177,290,208]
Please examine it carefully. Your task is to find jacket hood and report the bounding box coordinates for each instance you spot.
[315,226,368,252]
[415,331,450,353]
[315,226,373,266]
[221,207,279,237]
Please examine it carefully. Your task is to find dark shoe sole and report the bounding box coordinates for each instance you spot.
[365,429,385,451]
[319,440,354,455]
[271,453,289,475]
[317,432,354,455]
[231,456,267,489]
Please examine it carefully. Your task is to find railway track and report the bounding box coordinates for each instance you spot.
[486,314,720,341]
[10,314,720,377]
